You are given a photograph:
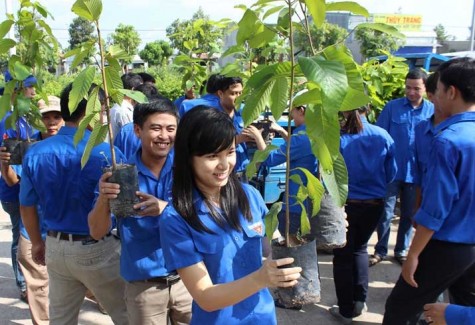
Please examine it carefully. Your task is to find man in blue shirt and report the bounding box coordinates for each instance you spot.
[383,57,475,324]
[89,99,192,324]
[0,73,37,302]
[178,74,220,117]
[371,69,434,266]
[19,84,128,325]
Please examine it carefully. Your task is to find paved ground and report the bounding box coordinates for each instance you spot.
[0,208,403,325]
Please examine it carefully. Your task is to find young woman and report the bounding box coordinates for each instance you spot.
[159,106,301,324]
[330,106,397,324]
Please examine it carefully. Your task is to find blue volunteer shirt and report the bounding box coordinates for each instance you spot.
[179,93,222,118]
[19,126,125,235]
[263,125,318,213]
[113,122,141,161]
[0,114,35,202]
[414,115,435,188]
[376,97,434,183]
[160,184,276,325]
[231,109,249,173]
[414,112,475,244]
[340,116,397,200]
[445,305,475,325]
[115,148,174,281]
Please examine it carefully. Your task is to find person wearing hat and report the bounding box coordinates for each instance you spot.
[0,95,63,323]
[0,72,38,303]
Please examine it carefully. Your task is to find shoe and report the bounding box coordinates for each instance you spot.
[353,301,367,317]
[329,306,352,324]
[274,299,303,310]
[369,254,384,267]
[20,290,28,303]
[395,255,407,266]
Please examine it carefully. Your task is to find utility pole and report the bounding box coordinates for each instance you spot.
[4,0,16,55]
[471,0,475,51]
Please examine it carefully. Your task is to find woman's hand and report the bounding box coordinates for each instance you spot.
[256,257,302,288]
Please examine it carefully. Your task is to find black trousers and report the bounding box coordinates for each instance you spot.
[383,239,475,325]
[333,201,384,318]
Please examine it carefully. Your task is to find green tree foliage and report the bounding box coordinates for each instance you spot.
[146,66,183,100]
[355,27,404,60]
[69,17,96,49]
[110,23,141,64]
[166,7,223,54]
[0,0,59,133]
[68,17,96,65]
[360,53,409,121]
[433,23,454,44]
[139,40,173,66]
[295,21,347,55]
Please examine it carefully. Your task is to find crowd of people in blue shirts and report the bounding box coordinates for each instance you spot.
[0,56,474,325]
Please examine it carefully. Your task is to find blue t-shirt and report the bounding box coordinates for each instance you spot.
[115,149,174,281]
[19,126,125,235]
[179,93,221,118]
[0,114,35,202]
[414,112,475,244]
[446,304,475,325]
[159,184,276,325]
[414,115,435,188]
[113,122,141,161]
[340,117,397,200]
[376,97,433,183]
[263,124,318,213]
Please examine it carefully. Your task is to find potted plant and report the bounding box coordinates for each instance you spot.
[67,0,147,217]
[0,0,58,164]
[232,0,404,308]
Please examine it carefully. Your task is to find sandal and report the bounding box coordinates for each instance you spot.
[395,255,407,266]
[369,254,384,267]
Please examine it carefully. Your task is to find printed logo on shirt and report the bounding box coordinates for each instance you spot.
[248,221,263,235]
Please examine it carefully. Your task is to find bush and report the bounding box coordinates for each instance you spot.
[40,73,78,97]
[145,66,183,101]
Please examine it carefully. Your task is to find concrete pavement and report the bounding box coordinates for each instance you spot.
[0,207,403,325]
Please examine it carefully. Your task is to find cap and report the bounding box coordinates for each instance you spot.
[38,96,61,114]
[4,70,37,88]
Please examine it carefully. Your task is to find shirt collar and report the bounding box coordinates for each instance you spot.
[129,148,174,180]
[434,111,475,133]
[403,97,427,110]
[58,125,91,136]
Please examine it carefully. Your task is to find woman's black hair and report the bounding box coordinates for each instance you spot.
[340,106,366,134]
[172,106,252,233]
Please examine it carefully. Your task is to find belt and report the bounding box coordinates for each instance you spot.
[47,231,111,245]
[140,274,181,286]
[346,198,384,206]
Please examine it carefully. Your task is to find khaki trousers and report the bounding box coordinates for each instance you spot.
[18,235,49,325]
[45,234,128,325]
[125,279,192,325]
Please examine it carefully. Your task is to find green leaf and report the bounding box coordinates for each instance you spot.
[74,111,97,146]
[104,66,123,103]
[0,94,12,121]
[299,56,348,114]
[263,5,285,20]
[0,20,14,39]
[320,152,348,207]
[264,202,282,242]
[69,66,96,114]
[355,22,406,40]
[63,47,81,59]
[242,79,275,126]
[37,20,54,39]
[222,45,245,58]
[304,0,326,28]
[296,167,325,217]
[33,2,50,18]
[13,61,32,81]
[245,144,278,179]
[70,43,94,70]
[293,88,322,108]
[16,94,31,116]
[81,122,108,168]
[326,1,369,17]
[72,0,103,22]
[299,204,310,236]
[0,39,16,55]
[106,57,121,72]
[269,77,289,120]
[116,89,148,104]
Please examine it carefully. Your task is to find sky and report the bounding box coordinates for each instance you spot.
[1,0,473,49]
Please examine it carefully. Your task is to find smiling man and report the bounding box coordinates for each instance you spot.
[88,98,192,325]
